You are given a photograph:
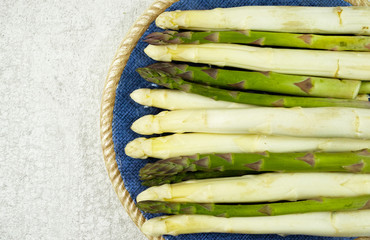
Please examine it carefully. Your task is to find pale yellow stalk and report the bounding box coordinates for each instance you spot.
[131,107,370,138]
[144,44,370,80]
[124,133,370,159]
[142,211,370,237]
[137,173,370,203]
[156,6,370,35]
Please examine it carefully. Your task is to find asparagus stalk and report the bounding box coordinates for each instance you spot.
[145,63,361,99]
[138,195,370,217]
[140,150,370,181]
[136,68,370,109]
[155,6,370,35]
[144,44,370,80]
[146,30,370,52]
[141,170,251,186]
[125,133,370,159]
[137,173,370,203]
[141,211,370,237]
[130,89,257,110]
[360,82,370,94]
[131,108,370,138]
[357,94,370,101]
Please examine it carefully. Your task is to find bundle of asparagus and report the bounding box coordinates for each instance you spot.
[138,173,370,236]
[127,5,370,238]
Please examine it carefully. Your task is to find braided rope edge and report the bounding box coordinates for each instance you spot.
[347,0,369,6]
[100,1,368,240]
[100,0,178,239]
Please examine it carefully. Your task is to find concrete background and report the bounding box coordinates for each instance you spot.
[1,0,153,239]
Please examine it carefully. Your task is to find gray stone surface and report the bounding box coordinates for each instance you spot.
[1,0,153,239]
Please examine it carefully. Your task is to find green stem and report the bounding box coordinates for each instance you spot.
[145,30,370,52]
[140,150,370,181]
[360,82,370,94]
[138,195,370,217]
[136,67,370,109]
[148,62,361,99]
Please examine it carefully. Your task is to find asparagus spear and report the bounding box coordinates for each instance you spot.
[136,68,370,109]
[141,170,251,186]
[144,44,370,80]
[130,89,257,110]
[137,173,370,203]
[146,30,370,52]
[131,108,370,138]
[140,150,370,181]
[125,133,370,159]
[145,63,361,99]
[360,82,370,94]
[141,211,370,237]
[357,94,370,101]
[155,6,370,35]
[138,195,370,217]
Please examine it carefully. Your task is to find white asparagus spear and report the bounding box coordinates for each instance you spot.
[124,133,370,159]
[141,211,370,237]
[131,107,370,138]
[144,44,370,80]
[156,6,370,35]
[137,173,370,203]
[130,88,257,110]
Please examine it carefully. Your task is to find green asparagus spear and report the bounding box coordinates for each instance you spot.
[136,67,370,109]
[146,62,361,99]
[141,170,251,187]
[140,150,370,181]
[145,30,370,52]
[138,195,370,217]
[360,82,370,94]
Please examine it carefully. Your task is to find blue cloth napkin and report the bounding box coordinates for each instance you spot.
[112,0,359,239]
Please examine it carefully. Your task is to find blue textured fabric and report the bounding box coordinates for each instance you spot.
[112,1,360,239]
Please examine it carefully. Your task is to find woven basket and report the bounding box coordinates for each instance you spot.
[100,1,370,239]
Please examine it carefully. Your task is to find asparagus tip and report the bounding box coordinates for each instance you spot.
[130,88,152,106]
[125,138,150,159]
[145,31,183,45]
[144,44,172,62]
[141,216,168,237]
[155,12,178,30]
[131,115,159,135]
[148,62,180,75]
[137,184,172,202]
